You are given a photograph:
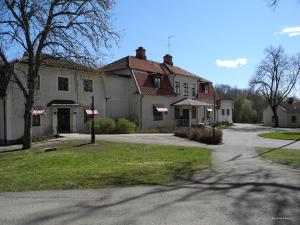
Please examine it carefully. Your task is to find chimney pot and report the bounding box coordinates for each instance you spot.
[136,47,146,60]
[163,54,173,66]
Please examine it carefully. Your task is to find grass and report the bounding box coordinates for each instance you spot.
[215,123,234,129]
[0,141,212,192]
[258,132,300,140]
[257,148,300,168]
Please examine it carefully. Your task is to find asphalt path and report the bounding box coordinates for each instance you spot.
[0,124,299,225]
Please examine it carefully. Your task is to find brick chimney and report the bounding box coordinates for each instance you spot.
[163,54,173,66]
[135,47,146,60]
[287,97,294,104]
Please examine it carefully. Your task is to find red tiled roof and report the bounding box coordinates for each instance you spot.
[102,56,211,82]
[130,57,165,74]
[16,54,94,71]
[101,56,129,72]
[162,64,199,79]
[132,70,175,96]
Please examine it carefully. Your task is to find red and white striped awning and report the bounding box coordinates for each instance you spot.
[32,106,45,116]
[84,106,99,115]
[153,104,168,112]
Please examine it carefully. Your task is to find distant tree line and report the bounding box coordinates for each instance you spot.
[215,84,267,124]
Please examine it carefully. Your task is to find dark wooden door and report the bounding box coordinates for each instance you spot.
[57,108,70,133]
[182,109,190,126]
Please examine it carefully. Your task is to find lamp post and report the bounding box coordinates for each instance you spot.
[91,96,95,144]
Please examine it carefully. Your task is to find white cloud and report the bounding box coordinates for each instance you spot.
[276,26,300,37]
[215,58,247,68]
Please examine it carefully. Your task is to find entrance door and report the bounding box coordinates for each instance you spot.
[182,109,190,126]
[57,108,70,133]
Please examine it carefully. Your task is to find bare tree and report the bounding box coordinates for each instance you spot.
[0,0,119,149]
[250,46,300,127]
[0,49,12,98]
[270,0,279,6]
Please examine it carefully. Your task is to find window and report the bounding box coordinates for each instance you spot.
[58,77,69,91]
[183,83,188,96]
[175,81,180,95]
[204,85,209,94]
[175,107,180,119]
[36,75,40,90]
[32,115,40,127]
[154,77,161,88]
[291,116,297,123]
[191,84,196,97]
[227,109,230,115]
[153,107,163,121]
[192,106,197,119]
[222,109,225,115]
[84,79,93,92]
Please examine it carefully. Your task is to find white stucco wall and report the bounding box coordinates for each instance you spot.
[5,63,106,142]
[140,95,175,129]
[169,74,198,99]
[105,75,130,119]
[217,100,233,123]
[263,105,291,127]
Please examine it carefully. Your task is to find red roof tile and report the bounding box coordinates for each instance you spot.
[132,70,175,96]
[102,56,211,82]
[16,54,94,71]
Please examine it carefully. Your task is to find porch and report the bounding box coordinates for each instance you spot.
[172,98,213,127]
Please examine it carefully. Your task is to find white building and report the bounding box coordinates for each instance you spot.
[103,47,233,129]
[0,47,234,145]
[263,98,300,128]
[217,99,234,124]
[0,57,106,144]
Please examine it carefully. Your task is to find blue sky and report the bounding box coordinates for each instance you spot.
[105,0,300,88]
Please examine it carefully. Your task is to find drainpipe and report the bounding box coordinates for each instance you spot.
[139,94,144,130]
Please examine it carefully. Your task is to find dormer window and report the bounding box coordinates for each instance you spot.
[199,82,209,94]
[153,76,161,88]
[205,85,209,94]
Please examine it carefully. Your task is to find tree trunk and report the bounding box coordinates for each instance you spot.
[22,99,34,149]
[272,107,279,127]
[2,96,7,144]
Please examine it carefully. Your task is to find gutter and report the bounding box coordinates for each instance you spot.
[130,68,144,129]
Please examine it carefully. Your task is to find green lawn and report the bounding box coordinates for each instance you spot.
[257,148,300,167]
[258,132,300,140]
[0,141,212,192]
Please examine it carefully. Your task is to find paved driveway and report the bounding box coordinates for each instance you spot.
[0,124,300,225]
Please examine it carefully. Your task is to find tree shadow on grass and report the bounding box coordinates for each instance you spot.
[73,142,93,148]
[254,138,300,158]
[0,148,23,154]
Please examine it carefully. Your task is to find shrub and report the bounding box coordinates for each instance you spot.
[115,118,136,134]
[174,127,222,145]
[87,118,116,134]
[174,127,191,138]
[157,126,175,133]
[138,128,160,133]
